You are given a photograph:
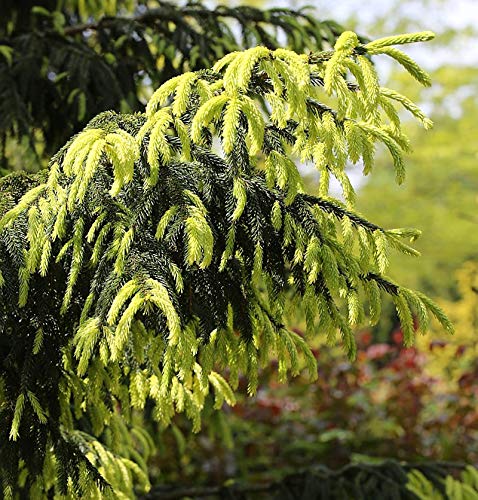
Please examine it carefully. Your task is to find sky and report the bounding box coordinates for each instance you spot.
[232,0,478,67]
[324,0,478,67]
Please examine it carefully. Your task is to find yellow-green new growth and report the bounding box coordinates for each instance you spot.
[365,31,435,51]
[0,31,449,495]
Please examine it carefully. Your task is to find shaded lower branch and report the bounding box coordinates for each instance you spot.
[141,461,467,499]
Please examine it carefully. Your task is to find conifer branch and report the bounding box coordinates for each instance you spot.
[0,28,450,497]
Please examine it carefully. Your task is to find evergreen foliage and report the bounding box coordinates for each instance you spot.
[0,0,349,172]
[0,29,453,497]
[407,464,478,500]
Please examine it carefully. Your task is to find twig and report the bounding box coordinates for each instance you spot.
[142,482,274,499]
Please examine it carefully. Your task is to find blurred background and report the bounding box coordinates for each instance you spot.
[1,0,477,492]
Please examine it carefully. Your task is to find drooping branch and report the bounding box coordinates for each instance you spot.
[0,30,453,498]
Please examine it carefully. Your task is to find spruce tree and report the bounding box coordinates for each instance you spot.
[0,0,347,172]
[0,29,453,497]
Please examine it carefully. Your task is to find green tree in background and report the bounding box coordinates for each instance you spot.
[0,22,454,497]
[0,0,348,173]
